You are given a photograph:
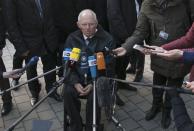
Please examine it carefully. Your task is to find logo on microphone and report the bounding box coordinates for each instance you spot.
[88,59,96,66]
[81,55,87,62]
[63,48,72,61]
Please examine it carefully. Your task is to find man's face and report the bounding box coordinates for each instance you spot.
[77,16,98,37]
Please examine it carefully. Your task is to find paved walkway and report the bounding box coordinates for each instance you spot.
[1,40,194,131]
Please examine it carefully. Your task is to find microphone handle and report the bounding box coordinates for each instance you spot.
[177,88,194,95]
[84,73,87,85]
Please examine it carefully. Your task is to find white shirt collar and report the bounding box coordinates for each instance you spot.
[82,29,98,40]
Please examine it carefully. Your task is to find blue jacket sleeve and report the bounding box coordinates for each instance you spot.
[171,96,194,131]
[183,51,194,64]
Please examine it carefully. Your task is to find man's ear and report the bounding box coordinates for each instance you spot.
[77,22,80,28]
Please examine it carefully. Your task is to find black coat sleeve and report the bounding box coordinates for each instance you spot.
[171,96,194,131]
[2,0,28,55]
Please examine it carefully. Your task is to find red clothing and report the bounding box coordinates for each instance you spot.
[162,22,194,81]
[162,22,194,50]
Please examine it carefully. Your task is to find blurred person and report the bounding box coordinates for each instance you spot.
[107,0,144,106]
[0,1,13,115]
[108,0,145,83]
[5,33,24,90]
[3,0,62,106]
[113,0,194,128]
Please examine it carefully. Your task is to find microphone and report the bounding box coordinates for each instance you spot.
[104,46,117,57]
[63,48,72,76]
[88,55,97,79]
[69,48,81,67]
[80,52,89,85]
[96,52,106,76]
[63,48,71,62]
[63,48,81,79]
[17,56,39,74]
[88,55,97,131]
[96,52,106,70]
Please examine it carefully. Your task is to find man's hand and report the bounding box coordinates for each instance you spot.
[148,46,166,54]
[113,47,127,57]
[80,84,93,96]
[3,69,23,79]
[156,49,183,60]
[133,45,166,55]
[185,81,194,93]
[0,49,2,57]
[74,83,85,95]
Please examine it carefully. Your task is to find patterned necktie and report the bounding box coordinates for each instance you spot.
[85,38,92,46]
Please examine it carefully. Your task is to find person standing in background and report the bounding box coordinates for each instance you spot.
[0,0,12,115]
[113,0,194,128]
[107,0,144,106]
[3,0,62,106]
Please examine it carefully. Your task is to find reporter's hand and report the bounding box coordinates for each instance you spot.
[149,46,166,54]
[74,83,85,95]
[3,68,23,79]
[113,47,127,57]
[156,49,183,60]
[185,81,194,93]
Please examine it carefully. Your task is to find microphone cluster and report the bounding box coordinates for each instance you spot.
[62,47,108,81]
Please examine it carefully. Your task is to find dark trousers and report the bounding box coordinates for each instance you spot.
[116,55,129,80]
[25,53,56,98]
[64,85,101,131]
[0,57,12,104]
[152,72,184,112]
[115,54,130,88]
[12,53,24,81]
[129,49,145,72]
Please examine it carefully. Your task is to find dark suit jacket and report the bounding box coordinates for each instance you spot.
[107,0,142,44]
[3,0,58,56]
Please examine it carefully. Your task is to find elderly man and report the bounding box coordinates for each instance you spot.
[63,9,115,131]
[113,0,194,129]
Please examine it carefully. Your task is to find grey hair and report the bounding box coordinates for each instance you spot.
[77,9,98,22]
